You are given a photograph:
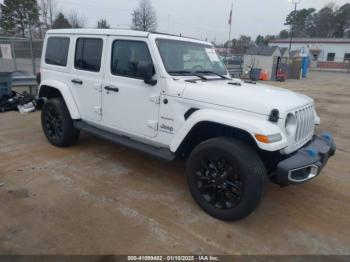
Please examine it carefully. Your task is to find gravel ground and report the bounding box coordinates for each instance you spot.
[0,71,349,255]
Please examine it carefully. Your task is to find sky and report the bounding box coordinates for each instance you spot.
[1,0,349,43]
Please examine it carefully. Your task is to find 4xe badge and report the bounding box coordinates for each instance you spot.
[160,123,174,134]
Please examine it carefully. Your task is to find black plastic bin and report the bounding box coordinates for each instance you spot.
[0,72,12,98]
[250,68,262,81]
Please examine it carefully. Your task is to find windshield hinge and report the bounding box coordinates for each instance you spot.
[94,84,102,93]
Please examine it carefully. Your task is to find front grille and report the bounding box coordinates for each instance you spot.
[294,105,315,144]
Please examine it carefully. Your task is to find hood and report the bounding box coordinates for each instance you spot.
[181,79,313,117]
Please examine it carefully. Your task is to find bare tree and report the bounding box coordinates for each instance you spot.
[48,0,56,27]
[40,0,49,29]
[97,18,110,29]
[131,0,157,31]
[68,10,86,28]
[40,0,56,29]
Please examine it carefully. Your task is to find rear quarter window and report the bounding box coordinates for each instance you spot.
[74,38,103,72]
[45,37,70,66]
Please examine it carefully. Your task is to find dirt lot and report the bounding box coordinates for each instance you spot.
[0,71,349,255]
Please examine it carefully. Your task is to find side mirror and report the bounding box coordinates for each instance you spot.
[138,62,157,86]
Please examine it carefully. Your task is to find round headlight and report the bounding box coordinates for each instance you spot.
[285,113,297,136]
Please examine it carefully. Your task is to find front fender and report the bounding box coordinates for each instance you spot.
[39,80,81,119]
[170,109,288,152]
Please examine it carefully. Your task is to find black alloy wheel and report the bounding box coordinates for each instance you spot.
[195,156,243,209]
[44,103,63,140]
[186,137,266,221]
[41,97,80,147]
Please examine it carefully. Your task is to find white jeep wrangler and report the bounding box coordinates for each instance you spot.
[37,29,336,221]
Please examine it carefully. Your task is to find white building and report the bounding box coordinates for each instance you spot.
[269,38,350,63]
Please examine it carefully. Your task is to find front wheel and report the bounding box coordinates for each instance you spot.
[186,137,266,221]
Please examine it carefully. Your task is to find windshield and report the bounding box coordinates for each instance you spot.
[156,38,228,77]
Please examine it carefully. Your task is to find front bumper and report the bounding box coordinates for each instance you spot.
[276,132,336,186]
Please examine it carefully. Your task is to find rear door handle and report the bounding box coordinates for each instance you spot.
[71,79,83,85]
[104,86,119,93]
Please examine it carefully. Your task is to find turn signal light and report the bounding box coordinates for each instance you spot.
[255,134,270,143]
[255,133,282,144]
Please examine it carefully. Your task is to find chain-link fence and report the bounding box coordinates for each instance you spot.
[0,37,42,75]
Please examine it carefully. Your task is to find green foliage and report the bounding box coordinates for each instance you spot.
[0,0,40,37]
[285,8,316,37]
[333,3,350,37]
[284,3,350,38]
[230,3,349,50]
[52,12,71,29]
[252,3,349,47]
[306,7,336,37]
[278,30,290,39]
[255,35,265,46]
[255,35,276,46]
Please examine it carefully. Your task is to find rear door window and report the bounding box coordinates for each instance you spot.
[45,37,70,66]
[75,38,103,72]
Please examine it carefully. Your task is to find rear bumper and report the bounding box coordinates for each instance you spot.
[276,132,336,186]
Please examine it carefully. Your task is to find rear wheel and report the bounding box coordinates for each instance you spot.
[41,97,80,147]
[186,137,266,221]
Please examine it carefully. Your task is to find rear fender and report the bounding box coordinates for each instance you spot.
[39,80,81,119]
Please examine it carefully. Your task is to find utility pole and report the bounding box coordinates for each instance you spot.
[289,0,300,53]
[27,14,36,75]
[10,37,18,71]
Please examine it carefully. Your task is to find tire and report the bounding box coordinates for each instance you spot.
[41,97,80,147]
[186,137,266,221]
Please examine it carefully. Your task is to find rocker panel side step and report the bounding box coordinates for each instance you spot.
[74,121,175,162]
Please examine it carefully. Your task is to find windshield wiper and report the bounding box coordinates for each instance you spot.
[195,70,231,80]
[168,70,208,80]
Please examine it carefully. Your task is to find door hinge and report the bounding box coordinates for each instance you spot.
[94,84,102,93]
[149,95,160,104]
[147,120,158,131]
[94,106,102,116]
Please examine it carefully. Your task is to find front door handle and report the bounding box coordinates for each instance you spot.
[104,86,119,93]
[71,79,83,85]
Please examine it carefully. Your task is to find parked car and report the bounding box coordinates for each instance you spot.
[37,29,336,221]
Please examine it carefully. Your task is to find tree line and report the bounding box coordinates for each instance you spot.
[255,3,350,46]
[220,2,350,52]
[0,0,157,38]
